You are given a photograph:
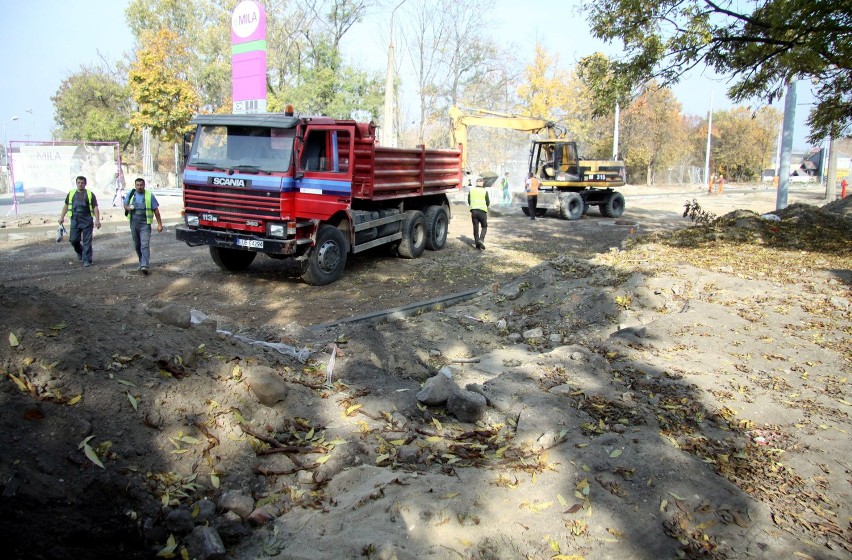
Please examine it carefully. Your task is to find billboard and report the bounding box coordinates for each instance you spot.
[9,141,122,200]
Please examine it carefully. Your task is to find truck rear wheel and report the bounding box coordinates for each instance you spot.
[302,225,347,286]
[601,192,626,218]
[397,210,426,259]
[558,192,583,220]
[424,206,448,250]
[210,246,256,272]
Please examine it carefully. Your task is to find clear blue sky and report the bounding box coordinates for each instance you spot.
[0,0,816,150]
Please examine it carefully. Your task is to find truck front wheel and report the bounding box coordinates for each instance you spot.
[210,246,256,272]
[424,206,448,250]
[601,192,626,218]
[397,210,426,259]
[302,225,348,286]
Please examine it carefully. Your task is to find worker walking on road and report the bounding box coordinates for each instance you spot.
[468,177,490,250]
[58,176,101,267]
[124,177,164,275]
[526,172,540,220]
[501,171,511,205]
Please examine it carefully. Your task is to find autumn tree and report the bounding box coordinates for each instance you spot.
[619,83,689,184]
[579,0,852,142]
[709,107,782,181]
[52,65,135,149]
[128,28,200,141]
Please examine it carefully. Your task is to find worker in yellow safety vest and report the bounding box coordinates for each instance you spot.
[124,177,164,275]
[468,177,491,250]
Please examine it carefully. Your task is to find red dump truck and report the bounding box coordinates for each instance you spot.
[176,111,463,285]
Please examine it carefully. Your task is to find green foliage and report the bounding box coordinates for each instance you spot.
[580,0,852,142]
[51,68,134,146]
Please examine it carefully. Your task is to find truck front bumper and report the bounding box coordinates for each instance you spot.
[175,226,299,256]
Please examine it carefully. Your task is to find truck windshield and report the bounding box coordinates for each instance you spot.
[189,125,295,173]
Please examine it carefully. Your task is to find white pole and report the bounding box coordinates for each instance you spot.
[703,93,712,186]
[612,103,620,160]
[776,80,797,210]
[382,0,407,148]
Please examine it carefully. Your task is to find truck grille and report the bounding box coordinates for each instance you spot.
[184,185,280,224]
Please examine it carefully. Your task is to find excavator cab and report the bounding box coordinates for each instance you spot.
[531,140,579,181]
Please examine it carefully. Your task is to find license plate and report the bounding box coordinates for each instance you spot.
[236,238,264,249]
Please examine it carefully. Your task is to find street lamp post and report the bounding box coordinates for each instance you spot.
[381,0,407,148]
[25,108,34,141]
[4,115,20,216]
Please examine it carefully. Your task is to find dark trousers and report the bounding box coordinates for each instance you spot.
[69,216,94,263]
[527,195,538,219]
[470,209,487,247]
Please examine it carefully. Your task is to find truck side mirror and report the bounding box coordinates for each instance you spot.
[182,131,194,160]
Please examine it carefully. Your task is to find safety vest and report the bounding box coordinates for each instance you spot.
[66,189,95,218]
[526,177,540,196]
[126,189,155,224]
[469,187,488,212]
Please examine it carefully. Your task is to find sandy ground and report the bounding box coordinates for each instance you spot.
[0,182,850,560]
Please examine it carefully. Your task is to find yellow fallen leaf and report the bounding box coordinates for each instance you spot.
[210,473,220,489]
[305,428,315,440]
[178,436,200,445]
[315,455,331,464]
[8,333,19,347]
[425,436,442,443]
[127,392,138,411]
[345,404,363,416]
[83,444,105,469]
[375,453,390,464]
[442,492,460,499]
[157,534,178,557]
[609,449,622,458]
[432,418,443,431]
[557,493,568,506]
[389,439,406,446]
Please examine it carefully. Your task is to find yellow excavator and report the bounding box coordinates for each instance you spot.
[449,105,627,219]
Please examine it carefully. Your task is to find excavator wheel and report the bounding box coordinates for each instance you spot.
[601,192,626,218]
[558,192,583,220]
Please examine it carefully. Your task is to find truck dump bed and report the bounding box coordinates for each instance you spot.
[352,141,462,201]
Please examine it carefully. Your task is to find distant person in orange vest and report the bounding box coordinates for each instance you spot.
[717,174,725,194]
[708,174,716,193]
[841,177,848,198]
[525,171,540,220]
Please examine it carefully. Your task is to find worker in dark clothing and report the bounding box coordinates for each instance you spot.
[468,177,490,250]
[58,176,101,267]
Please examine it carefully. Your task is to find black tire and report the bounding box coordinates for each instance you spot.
[424,205,449,250]
[535,208,547,217]
[558,192,583,220]
[210,246,256,272]
[301,225,348,285]
[601,192,626,218]
[521,207,530,216]
[397,210,426,259]
[582,199,591,215]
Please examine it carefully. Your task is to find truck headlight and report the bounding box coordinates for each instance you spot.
[267,223,286,238]
[185,214,199,227]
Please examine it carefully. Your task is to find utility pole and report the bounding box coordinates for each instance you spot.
[776,80,797,210]
[612,103,619,160]
[826,136,837,201]
[703,93,712,186]
[381,0,407,148]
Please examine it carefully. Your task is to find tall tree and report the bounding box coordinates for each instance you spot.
[404,0,448,145]
[52,66,135,149]
[579,0,852,142]
[128,29,200,140]
[711,106,782,181]
[619,83,689,184]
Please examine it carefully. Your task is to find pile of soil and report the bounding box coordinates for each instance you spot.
[0,191,849,559]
